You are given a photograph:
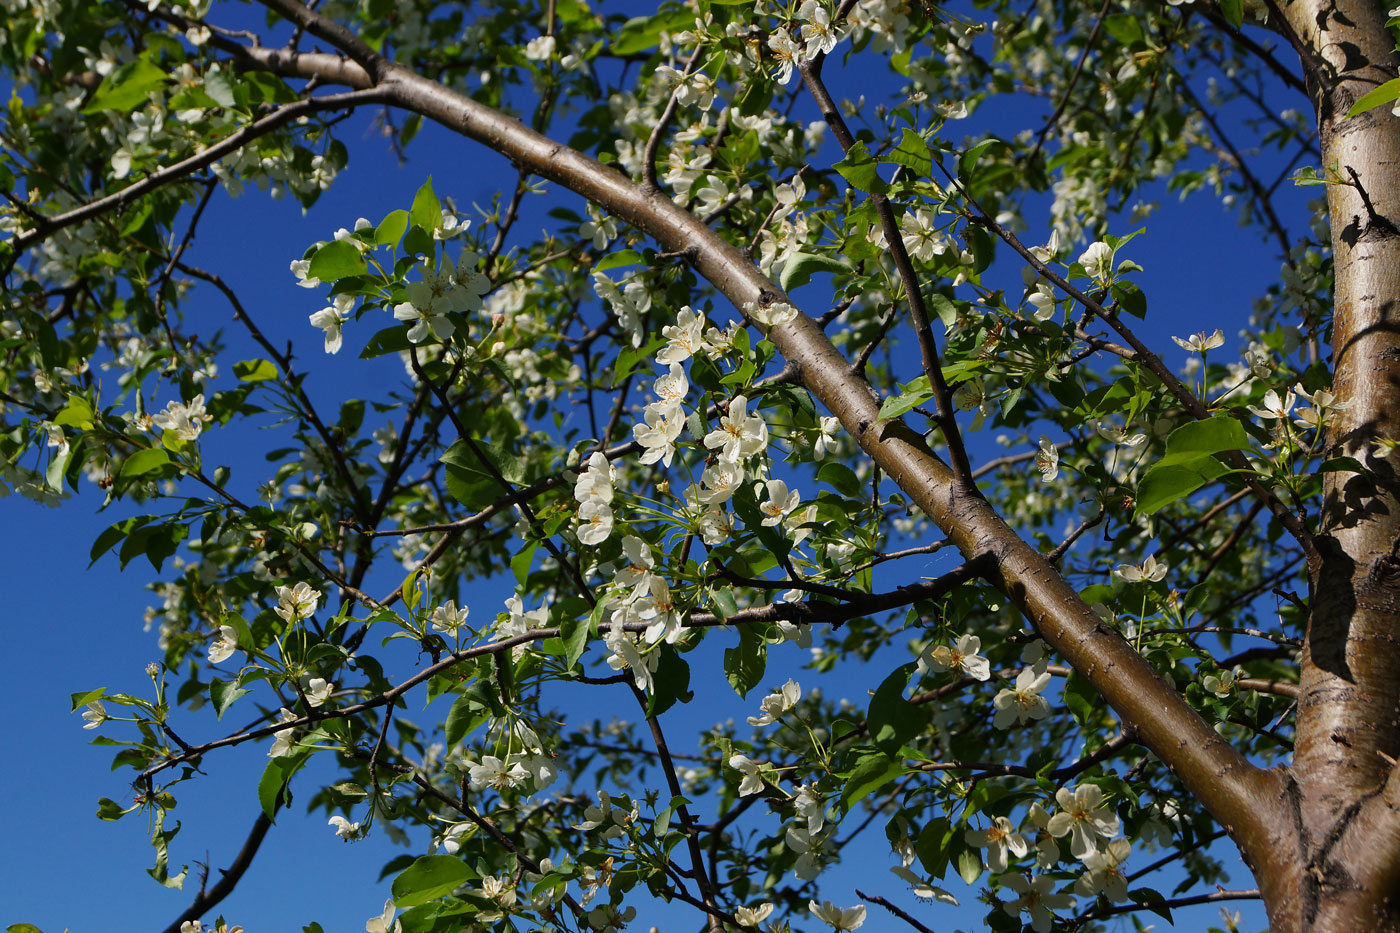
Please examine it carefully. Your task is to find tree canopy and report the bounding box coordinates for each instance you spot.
[4,0,1400,930]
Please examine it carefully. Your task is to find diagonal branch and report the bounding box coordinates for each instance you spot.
[159,811,274,933]
[220,0,1285,877]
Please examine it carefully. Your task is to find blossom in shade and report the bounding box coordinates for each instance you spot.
[728,754,766,796]
[1001,873,1074,933]
[918,634,991,681]
[966,816,1030,872]
[992,667,1052,729]
[1035,435,1059,482]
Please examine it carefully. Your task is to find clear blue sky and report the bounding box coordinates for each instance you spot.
[0,10,1304,931]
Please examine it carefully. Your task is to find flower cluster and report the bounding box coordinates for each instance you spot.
[392,252,491,344]
[574,452,616,546]
[768,1,845,84]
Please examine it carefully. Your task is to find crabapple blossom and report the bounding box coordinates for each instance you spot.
[1171,329,1224,353]
[309,294,354,353]
[328,814,360,839]
[809,900,865,931]
[728,754,766,795]
[1047,784,1122,859]
[430,600,470,635]
[1035,435,1059,482]
[965,816,1030,872]
[918,633,992,680]
[82,701,106,729]
[748,679,801,725]
[274,582,321,622]
[1113,554,1168,583]
[1000,873,1074,933]
[993,666,1052,728]
[759,478,800,526]
[1076,837,1132,901]
[1078,241,1114,283]
[207,624,237,664]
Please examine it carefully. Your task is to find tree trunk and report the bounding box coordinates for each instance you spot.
[1255,1,1400,928]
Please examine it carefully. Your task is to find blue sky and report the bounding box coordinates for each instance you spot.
[0,8,1309,931]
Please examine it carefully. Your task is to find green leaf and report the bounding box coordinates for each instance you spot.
[53,395,94,430]
[1320,456,1368,475]
[868,664,926,758]
[646,646,691,716]
[834,140,889,195]
[209,679,248,720]
[90,516,151,564]
[885,128,932,178]
[96,797,134,821]
[817,462,863,498]
[560,606,591,670]
[440,438,527,485]
[915,818,953,879]
[958,138,1002,178]
[841,751,903,810]
[203,70,236,108]
[1136,460,1229,515]
[445,694,481,748]
[7,924,45,933]
[391,855,474,908]
[232,358,278,382]
[1221,0,1243,28]
[82,59,166,114]
[511,541,538,585]
[1348,78,1400,119]
[779,252,850,292]
[360,324,412,359]
[409,177,442,232]
[710,588,739,622]
[876,376,934,423]
[70,688,107,710]
[595,249,644,272]
[1102,13,1143,45]
[376,209,410,246]
[723,624,767,698]
[257,751,308,820]
[1129,887,1173,924]
[120,448,170,478]
[611,9,693,55]
[1158,414,1249,462]
[1062,671,1096,725]
[307,240,367,281]
[611,336,668,388]
[928,293,959,330]
[955,847,983,885]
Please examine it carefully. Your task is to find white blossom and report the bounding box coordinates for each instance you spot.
[207,624,238,664]
[309,295,354,354]
[1171,329,1225,354]
[1047,784,1122,859]
[809,900,865,931]
[965,816,1029,872]
[728,754,766,795]
[993,667,1052,729]
[1035,435,1059,483]
[748,679,801,725]
[918,634,991,680]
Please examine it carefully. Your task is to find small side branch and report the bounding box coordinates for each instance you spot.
[159,811,274,933]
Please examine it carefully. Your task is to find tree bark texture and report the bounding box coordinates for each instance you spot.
[1254,0,1400,929]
